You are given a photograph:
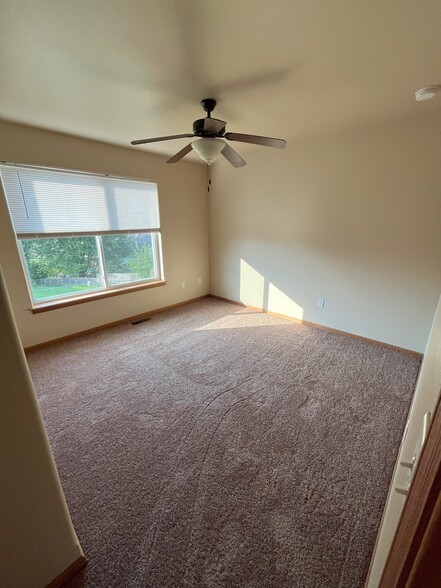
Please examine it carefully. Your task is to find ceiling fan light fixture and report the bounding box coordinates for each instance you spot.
[192,138,225,165]
[132,98,286,167]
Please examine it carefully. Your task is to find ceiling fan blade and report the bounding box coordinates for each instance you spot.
[166,142,193,164]
[221,144,246,168]
[224,132,286,149]
[204,118,227,134]
[131,133,194,145]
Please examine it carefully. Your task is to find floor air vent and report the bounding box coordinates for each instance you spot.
[131,317,152,325]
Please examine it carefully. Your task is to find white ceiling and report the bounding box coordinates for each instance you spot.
[1,0,441,160]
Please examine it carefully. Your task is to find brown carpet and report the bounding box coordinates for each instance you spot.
[27,298,421,588]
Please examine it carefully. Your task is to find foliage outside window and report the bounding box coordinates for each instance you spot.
[1,164,162,304]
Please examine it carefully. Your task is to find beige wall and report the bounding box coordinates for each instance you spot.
[0,120,209,348]
[0,267,83,588]
[209,112,441,353]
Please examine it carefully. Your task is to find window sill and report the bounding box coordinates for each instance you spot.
[30,280,167,314]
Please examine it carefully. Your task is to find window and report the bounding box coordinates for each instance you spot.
[0,164,163,305]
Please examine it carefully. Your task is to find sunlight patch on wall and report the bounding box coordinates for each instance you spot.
[239,258,304,320]
[239,259,265,309]
[268,283,304,320]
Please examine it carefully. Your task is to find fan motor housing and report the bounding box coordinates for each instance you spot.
[193,118,224,138]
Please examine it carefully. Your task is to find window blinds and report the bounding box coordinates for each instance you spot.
[0,164,160,238]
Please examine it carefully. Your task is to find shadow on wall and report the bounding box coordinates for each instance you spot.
[240,259,304,320]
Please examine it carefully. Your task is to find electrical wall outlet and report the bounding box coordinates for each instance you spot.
[317,298,325,309]
[181,281,186,289]
[197,278,202,285]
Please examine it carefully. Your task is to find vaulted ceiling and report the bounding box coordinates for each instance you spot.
[1,0,441,159]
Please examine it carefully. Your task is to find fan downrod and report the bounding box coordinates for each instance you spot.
[201,98,216,117]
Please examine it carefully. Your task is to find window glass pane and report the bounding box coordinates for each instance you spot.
[20,237,104,301]
[101,233,158,286]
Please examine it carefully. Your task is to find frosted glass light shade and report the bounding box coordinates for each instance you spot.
[192,138,225,165]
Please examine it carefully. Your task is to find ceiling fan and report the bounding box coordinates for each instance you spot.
[130,98,286,167]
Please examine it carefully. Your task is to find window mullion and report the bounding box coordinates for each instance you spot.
[153,232,162,280]
[96,236,109,289]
